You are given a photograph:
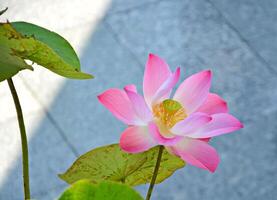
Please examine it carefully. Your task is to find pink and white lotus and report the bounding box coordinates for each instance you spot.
[98,54,243,172]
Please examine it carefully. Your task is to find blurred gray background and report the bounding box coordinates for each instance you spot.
[0,0,277,199]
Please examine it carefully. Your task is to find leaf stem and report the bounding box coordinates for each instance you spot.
[146,145,164,200]
[7,78,31,200]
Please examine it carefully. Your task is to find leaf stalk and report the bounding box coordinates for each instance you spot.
[7,78,31,200]
[146,145,164,200]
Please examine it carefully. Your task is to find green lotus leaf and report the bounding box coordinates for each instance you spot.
[58,180,143,200]
[59,144,185,186]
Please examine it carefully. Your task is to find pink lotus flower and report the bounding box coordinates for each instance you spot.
[98,54,243,172]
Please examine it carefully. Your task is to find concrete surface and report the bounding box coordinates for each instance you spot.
[0,0,276,199]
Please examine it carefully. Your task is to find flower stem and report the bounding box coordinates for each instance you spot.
[7,78,31,200]
[146,145,164,200]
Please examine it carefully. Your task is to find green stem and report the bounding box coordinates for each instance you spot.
[7,78,31,200]
[146,145,164,200]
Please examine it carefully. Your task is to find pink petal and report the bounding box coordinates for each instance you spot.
[152,67,181,104]
[169,138,220,172]
[189,113,243,138]
[124,84,137,93]
[124,89,152,123]
[148,122,183,146]
[120,126,157,153]
[196,93,228,115]
[171,112,212,136]
[98,89,142,125]
[143,54,172,107]
[199,138,211,142]
[173,70,212,114]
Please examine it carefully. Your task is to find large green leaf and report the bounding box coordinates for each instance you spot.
[58,180,143,200]
[59,144,185,186]
[11,22,81,72]
[0,22,93,81]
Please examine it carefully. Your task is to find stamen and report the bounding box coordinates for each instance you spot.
[153,99,187,129]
